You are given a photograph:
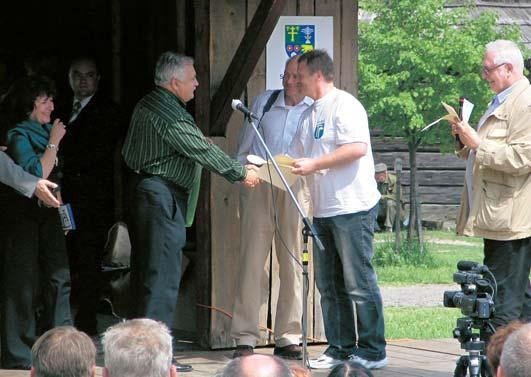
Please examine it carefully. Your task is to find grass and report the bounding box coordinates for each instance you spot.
[384,307,463,340]
[374,231,484,285]
[372,230,484,339]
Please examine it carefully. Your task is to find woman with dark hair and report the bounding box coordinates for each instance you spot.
[328,361,374,377]
[0,75,72,369]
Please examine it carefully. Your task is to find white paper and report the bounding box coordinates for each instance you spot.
[255,154,299,191]
[461,98,474,123]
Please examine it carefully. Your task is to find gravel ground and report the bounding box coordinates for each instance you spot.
[380,284,456,307]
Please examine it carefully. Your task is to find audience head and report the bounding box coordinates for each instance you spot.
[102,318,175,377]
[498,322,531,377]
[31,326,96,377]
[486,320,524,374]
[288,361,312,377]
[69,57,100,100]
[328,361,374,377]
[218,354,293,377]
[154,51,198,103]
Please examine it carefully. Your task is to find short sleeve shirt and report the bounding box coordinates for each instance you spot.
[289,88,380,217]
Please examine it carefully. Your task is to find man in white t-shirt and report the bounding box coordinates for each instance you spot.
[231,56,312,360]
[290,50,387,370]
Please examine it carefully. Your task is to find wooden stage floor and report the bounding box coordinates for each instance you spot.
[0,338,466,376]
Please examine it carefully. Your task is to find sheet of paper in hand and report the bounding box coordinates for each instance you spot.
[58,203,76,231]
[442,102,461,123]
[253,154,299,191]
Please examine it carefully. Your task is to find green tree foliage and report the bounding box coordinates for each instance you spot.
[358,0,522,240]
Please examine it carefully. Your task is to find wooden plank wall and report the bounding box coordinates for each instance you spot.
[371,136,466,225]
[209,0,355,349]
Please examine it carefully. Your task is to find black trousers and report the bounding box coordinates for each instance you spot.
[128,175,187,329]
[0,191,72,368]
[484,237,531,329]
[63,176,114,335]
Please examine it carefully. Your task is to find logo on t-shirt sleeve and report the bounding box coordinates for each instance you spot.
[313,120,325,139]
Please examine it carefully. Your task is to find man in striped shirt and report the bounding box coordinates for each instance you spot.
[122,51,258,372]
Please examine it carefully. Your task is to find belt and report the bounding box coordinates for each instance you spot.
[133,171,188,194]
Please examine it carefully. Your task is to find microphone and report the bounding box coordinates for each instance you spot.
[457,260,488,273]
[231,99,259,120]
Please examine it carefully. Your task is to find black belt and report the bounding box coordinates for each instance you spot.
[133,171,188,195]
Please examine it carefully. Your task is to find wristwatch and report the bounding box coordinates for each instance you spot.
[46,143,57,150]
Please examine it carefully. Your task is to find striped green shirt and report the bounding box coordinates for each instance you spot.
[122,87,246,190]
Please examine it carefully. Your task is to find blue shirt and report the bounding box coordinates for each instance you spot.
[7,119,52,178]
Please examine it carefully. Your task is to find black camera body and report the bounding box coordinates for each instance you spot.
[443,270,495,319]
[443,261,498,377]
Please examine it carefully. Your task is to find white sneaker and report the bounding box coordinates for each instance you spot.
[308,354,343,369]
[348,354,388,369]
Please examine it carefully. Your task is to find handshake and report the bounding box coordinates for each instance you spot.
[243,164,261,188]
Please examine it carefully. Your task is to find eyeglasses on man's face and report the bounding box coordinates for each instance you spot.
[482,62,507,75]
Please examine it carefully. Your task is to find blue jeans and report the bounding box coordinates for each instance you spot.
[313,204,386,361]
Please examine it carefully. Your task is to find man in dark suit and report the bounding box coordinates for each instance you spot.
[59,56,124,335]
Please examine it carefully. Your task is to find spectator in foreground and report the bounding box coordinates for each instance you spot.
[217,354,293,377]
[31,326,96,377]
[102,318,178,377]
[497,322,531,377]
[486,320,523,375]
[328,361,374,377]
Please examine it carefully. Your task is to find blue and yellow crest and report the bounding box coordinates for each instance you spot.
[285,25,315,58]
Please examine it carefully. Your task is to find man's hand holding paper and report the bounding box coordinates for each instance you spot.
[451,120,481,149]
[247,154,299,190]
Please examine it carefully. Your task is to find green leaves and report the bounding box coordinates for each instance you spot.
[358,0,523,147]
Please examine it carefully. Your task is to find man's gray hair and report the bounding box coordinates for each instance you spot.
[499,322,531,377]
[486,40,524,74]
[154,51,194,86]
[102,319,173,377]
[31,326,96,377]
[216,354,293,377]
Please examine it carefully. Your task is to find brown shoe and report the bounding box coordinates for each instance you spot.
[233,345,254,358]
[274,344,303,360]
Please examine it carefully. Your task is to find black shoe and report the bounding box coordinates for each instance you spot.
[274,344,303,360]
[173,362,193,372]
[233,345,254,358]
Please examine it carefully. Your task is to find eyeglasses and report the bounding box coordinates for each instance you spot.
[482,63,507,75]
[280,73,298,80]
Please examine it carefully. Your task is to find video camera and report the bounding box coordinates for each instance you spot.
[443,260,495,319]
[443,261,498,377]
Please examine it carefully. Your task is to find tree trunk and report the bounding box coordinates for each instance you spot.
[407,140,417,242]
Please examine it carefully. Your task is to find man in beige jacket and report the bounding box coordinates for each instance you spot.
[452,40,531,335]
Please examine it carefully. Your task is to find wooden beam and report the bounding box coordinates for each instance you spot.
[209,0,287,136]
[192,0,212,348]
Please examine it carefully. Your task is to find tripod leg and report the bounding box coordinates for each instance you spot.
[454,356,469,377]
[481,356,492,377]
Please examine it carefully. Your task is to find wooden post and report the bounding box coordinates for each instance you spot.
[394,158,402,253]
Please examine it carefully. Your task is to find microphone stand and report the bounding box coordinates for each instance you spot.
[244,113,325,368]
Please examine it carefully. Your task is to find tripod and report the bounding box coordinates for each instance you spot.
[453,317,495,377]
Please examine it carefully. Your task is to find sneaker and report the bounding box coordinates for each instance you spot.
[348,354,388,369]
[274,344,303,360]
[308,354,343,369]
[233,345,254,358]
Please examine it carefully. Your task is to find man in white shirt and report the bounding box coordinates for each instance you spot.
[231,56,312,360]
[290,50,387,370]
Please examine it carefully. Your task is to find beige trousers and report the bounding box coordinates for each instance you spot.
[230,180,307,347]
